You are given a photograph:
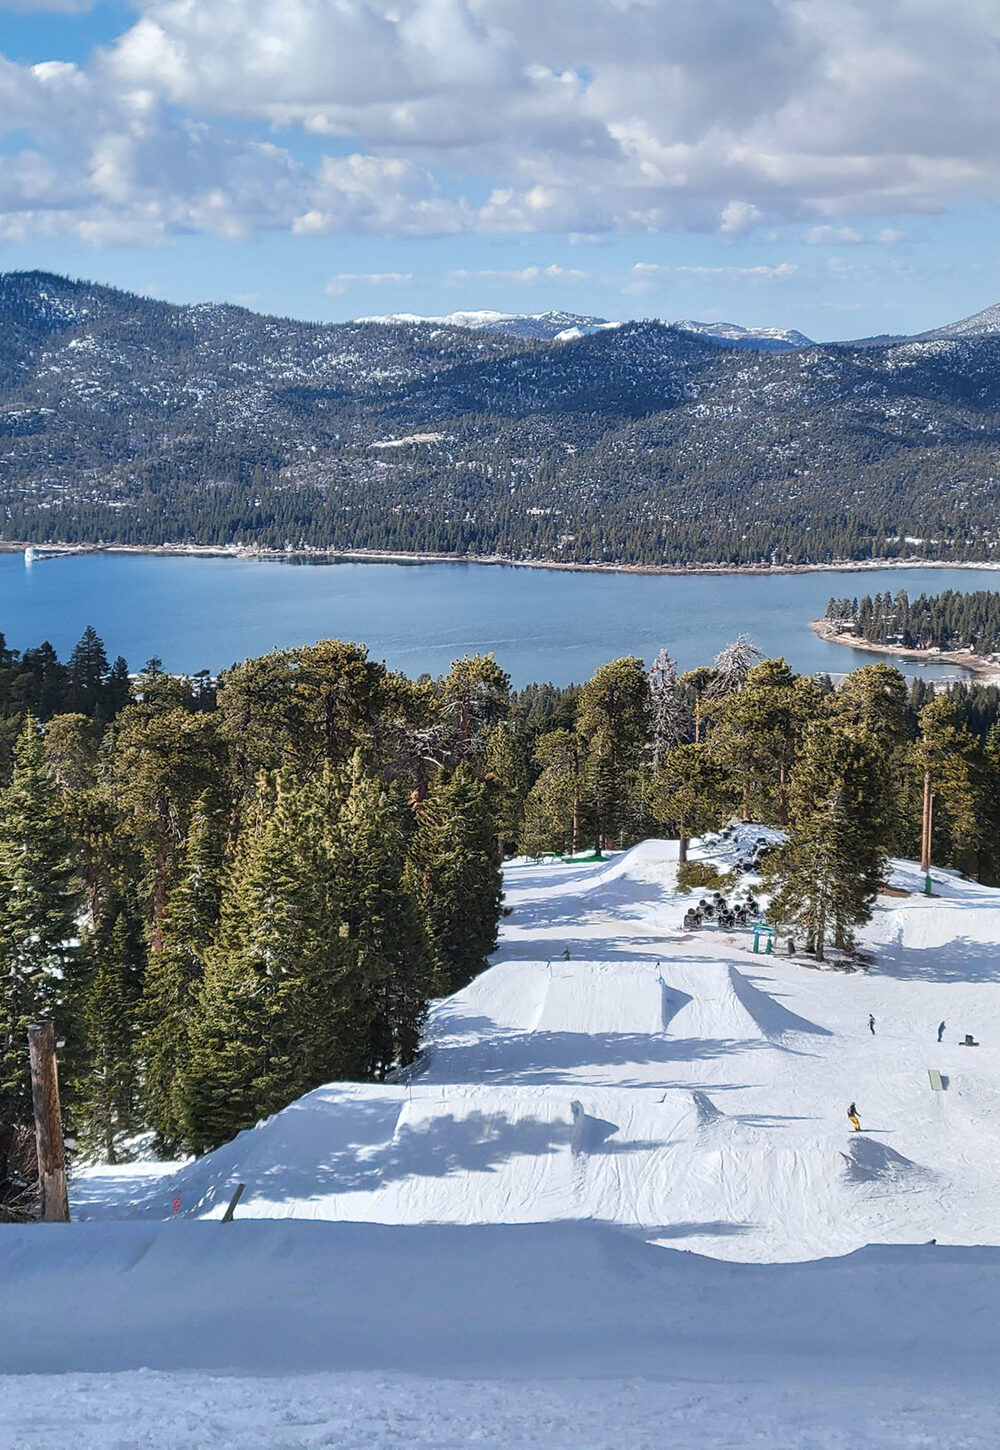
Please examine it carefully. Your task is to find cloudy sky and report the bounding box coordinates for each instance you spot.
[2,0,999,335]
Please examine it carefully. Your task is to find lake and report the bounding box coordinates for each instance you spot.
[2,552,999,686]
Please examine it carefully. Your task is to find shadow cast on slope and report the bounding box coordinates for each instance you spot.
[866,934,1000,984]
[171,1103,689,1219]
[423,1030,775,1087]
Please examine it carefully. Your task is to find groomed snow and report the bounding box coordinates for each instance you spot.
[5,836,1000,1445]
[74,835,1000,1263]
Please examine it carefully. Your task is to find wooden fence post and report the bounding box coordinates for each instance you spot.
[221,1182,246,1223]
[27,1020,70,1223]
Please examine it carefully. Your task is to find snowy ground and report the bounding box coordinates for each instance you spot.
[3,1372,999,1450]
[74,834,1000,1263]
[4,834,1000,1445]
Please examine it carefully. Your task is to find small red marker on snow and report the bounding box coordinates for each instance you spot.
[172,1197,181,1218]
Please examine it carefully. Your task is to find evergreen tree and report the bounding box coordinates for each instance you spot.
[576,656,651,849]
[142,794,226,1152]
[912,696,984,874]
[651,742,732,863]
[711,659,821,825]
[181,773,341,1153]
[482,718,530,856]
[0,718,82,1128]
[407,764,502,995]
[66,626,110,718]
[520,728,588,856]
[764,724,888,960]
[334,762,436,1077]
[439,654,511,764]
[679,666,717,744]
[111,706,226,949]
[78,899,145,1162]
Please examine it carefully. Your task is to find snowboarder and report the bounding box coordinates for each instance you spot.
[848,1102,861,1132]
[868,1014,876,1035]
[561,946,571,962]
[937,1021,946,1043]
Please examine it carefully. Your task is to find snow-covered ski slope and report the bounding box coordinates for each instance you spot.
[77,836,1000,1264]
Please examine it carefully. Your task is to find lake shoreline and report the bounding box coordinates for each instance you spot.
[809,619,1000,683]
[6,541,1000,579]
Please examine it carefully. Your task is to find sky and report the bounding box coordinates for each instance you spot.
[2,0,1000,339]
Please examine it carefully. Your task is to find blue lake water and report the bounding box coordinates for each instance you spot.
[1,553,998,686]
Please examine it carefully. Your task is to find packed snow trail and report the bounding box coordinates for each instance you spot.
[74,836,1000,1263]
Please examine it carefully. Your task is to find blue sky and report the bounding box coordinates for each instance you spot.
[2,0,1000,339]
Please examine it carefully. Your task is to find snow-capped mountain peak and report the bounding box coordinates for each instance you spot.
[672,319,815,351]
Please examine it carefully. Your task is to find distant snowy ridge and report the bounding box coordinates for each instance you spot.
[673,319,815,351]
[360,302,1000,349]
[358,309,621,341]
[917,302,1000,340]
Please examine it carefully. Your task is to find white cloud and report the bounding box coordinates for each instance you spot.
[2,0,1000,242]
[720,202,763,234]
[674,262,798,280]
[325,272,414,294]
[446,263,585,283]
[806,224,904,245]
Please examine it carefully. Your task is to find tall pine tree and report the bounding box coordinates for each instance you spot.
[407,764,502,995]
[78,899,146,1162]
[142,793,226,1152]
[0,718,82,1127]
[764,724,888,961]
[333,761,435,1079]
[181,772,342,1154]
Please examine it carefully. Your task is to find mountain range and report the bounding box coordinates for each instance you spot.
[365,303,1000,350]
[3,270,1000,568]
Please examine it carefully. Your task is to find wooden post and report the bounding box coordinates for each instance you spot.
[920,769,932,873]
[221,1182,246,1223]
[26,1020,70,1223]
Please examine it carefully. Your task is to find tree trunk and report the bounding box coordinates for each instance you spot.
[678,828,688,865]
[920,769,932,872]
[571,761,579,856]
[27,1021,70,1223]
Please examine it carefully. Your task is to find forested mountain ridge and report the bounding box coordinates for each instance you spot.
[4,270,1000,565]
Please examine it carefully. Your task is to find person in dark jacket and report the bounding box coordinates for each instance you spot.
[938,1021,946,1043]
[868,1014,876,1035]
[848,1102,861,1131]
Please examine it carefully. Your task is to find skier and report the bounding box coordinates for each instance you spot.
[937,1020,946,1043]
[868,1014,876,1035]
[561,946,571,962]
[848,1102,861,1132]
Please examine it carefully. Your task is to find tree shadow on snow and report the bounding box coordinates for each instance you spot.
[417,1031,774,1087]
[865,934,1000,984]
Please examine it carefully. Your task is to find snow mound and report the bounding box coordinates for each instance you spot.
[843,1136,933,1186]
[4,1219,1000,1383]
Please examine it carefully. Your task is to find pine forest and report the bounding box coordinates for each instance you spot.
[2,625,1000,1216]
